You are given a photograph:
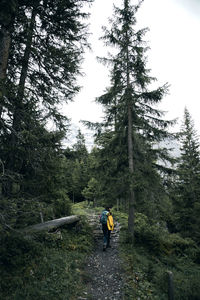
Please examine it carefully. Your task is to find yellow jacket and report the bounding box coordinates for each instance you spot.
[107,213,114,231]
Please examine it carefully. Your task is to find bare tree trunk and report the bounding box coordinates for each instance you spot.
[39,203,44,223]
[0,27,11,80]
[124,0,136,240]
[0,0,18,117]
[0,27,11,117]
[40,211,44,223]
[167,271,174,300]
[0,17,16,195]
[8,5,37,175]
[127,102,135,240]
[12,5,37,132]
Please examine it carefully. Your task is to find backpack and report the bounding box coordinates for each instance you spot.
[100,210,108,224]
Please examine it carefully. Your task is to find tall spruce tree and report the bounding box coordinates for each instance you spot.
[71,130,89,202]
[62,130,89,203]
[4,0,93,167]
[0,0,93,229]
[1,0,93,184]
[175,108,200,241]
[95,0,173,239]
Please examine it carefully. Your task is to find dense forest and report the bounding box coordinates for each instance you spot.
[1,0,200,299]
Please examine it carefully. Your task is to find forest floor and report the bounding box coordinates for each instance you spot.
[78,211,125,300]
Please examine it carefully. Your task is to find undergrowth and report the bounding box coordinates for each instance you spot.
[0,216,94,300]
[115,209,200,300]
[3,201,199,299]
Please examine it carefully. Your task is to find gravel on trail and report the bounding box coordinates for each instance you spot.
[78,213,125,300]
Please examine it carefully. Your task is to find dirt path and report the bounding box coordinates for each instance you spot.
[79,212,125,300]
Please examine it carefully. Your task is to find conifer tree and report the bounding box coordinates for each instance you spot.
[63,130,89,203]
[0,0,93,229]
[73,129,88,161]
[95,0,173,239]
[1,0,93,181]
[175,108,200,240]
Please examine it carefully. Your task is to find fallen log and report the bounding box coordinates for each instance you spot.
[23,215,80,233]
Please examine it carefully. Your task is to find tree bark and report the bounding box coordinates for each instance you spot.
[127,102,135,239]
[23,215,80,233]
[167,271,174,300]
[8,4,38,176]
[0,27,11,117]
[117,198,119,211]
[0,0,18,117]
[13,5,37,132]
[124,0,135,240]
[0,27,11,81]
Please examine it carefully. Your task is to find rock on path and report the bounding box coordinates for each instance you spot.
[79,213,125,300]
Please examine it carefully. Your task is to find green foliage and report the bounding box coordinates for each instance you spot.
[111,208,128,227]
[91,131,130,207]
[52,189,71,218]
[82,177,99,202]
[133,212,199,259]
[72,200,89,215]
[172,108,200,241]
[63,130,90,203]
[116,209,200,299]
[0,0,93,234]
[72,200,104,217]
[84,0,174,236]
[0,218,94,300]
[0,129,73,231]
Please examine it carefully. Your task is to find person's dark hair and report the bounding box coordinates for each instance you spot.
[105,206,112,211]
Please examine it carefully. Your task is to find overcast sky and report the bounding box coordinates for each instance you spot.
[65,0,200,145]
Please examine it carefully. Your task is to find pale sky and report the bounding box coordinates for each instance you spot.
[65,0,200,145]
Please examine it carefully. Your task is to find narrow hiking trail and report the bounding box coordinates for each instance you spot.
[78,211,125,300]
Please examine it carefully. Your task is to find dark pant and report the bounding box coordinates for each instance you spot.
[102,224,110,247]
